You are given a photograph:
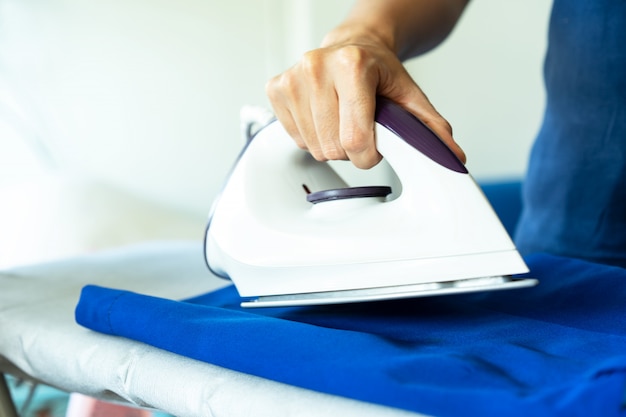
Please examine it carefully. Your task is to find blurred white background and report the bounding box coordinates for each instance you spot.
[0,0,552,267]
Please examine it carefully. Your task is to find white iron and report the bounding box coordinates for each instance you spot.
[204,97,536,307]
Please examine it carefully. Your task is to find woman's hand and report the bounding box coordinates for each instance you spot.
[266,32,466,169]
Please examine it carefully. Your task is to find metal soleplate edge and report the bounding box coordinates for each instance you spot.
[240,276,538,308]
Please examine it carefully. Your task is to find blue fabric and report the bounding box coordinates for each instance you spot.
[480,180,523,236]
[76,254,626,417]
[515,0,626,267]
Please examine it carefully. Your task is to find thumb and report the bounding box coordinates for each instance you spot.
[378,67,467,164]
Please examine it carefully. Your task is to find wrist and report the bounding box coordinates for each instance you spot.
[320,21,397,53]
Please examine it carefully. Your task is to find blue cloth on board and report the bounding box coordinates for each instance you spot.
[76,254,626,417]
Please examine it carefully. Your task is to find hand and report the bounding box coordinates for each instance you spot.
[266,36,466,169]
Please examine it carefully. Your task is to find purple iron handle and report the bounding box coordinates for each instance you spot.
[375,96,468,174]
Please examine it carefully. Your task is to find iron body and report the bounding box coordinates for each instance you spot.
[204,98,536,307]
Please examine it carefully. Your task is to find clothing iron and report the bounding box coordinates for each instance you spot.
[204,97,536,307]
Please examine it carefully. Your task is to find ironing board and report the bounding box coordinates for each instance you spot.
[71,248,626,417]
[0,241,420,417]
[3,241,626,417]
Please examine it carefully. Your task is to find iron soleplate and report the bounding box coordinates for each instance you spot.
[241,276,538,308]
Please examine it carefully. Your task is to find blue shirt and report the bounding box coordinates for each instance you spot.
[515,0,626,268]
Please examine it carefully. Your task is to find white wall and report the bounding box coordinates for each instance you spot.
[0,0,277,215]
[0,0,552,217]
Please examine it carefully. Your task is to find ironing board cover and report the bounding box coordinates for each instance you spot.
[76,254,626,417]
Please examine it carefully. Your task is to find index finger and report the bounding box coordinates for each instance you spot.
[335,75,381,169]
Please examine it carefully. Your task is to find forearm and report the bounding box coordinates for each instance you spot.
[322,0,469,60]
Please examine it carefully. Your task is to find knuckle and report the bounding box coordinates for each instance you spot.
[340,128,382,169]
[322,146,346,161]
[441,119,454,136]
[354,153,382,170]
[422,112,453,136]
[264,76,281,101]
[282,74,299,96]
[334,45,373,73]
[300,50,326,80]
[341,131,370,155]
[271,72,299,98]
